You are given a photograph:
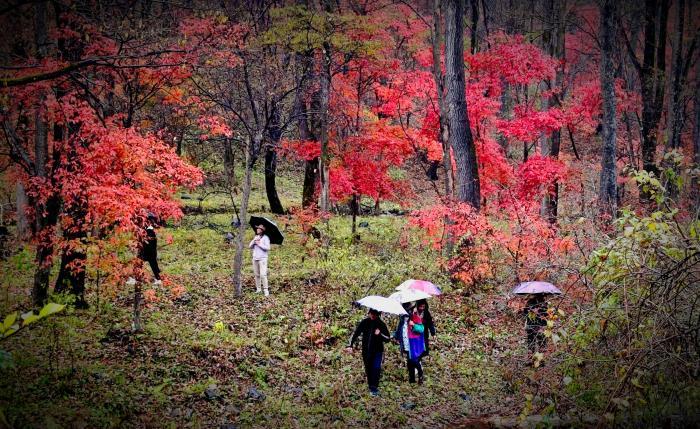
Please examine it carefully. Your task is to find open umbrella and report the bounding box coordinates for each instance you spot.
[396,279,442,296]
[389,289,432,304]
[512,281,562,295]
[249,216,284,245]
[356,295,408,316]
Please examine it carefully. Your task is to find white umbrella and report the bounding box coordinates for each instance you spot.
[356,295,408,316]
[388,289,432,304]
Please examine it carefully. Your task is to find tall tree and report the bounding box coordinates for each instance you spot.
[29,0,60,306]
[542,0,566,224]
[623,0,669,184]
[667,0,686,151]
[599,0,618,217]
[265,100,285,214]
[444,0,480,209]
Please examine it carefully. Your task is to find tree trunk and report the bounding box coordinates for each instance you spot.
[542,0,565,224]
[693,70,700,216]
[432,0,454,200]
[469,0,479,54]
[318,42,332,213]
[132,280,143,333]
[31,0,55,307]
[432,0,455,257]
[294,51,319,209]
[233,134,261,296]
[640,0,669,183]
[265,148,284,214]
[497,79,512,153]
[667,0,685,150]
[265,102,284,214]
[350,193,359,242]
[16,182,29,238]
[599,0,618,217]
[445,0,480,209]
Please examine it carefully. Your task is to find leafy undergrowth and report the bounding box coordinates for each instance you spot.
[0,213,543,428]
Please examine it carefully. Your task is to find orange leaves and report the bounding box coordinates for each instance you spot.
[410,200,570,287]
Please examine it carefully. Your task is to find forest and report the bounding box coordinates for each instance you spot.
[0,0,698,427]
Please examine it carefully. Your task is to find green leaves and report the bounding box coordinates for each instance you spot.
[39,303,65,318]
[0,303,65,340]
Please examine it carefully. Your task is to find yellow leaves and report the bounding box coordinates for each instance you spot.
[1,303,65,340]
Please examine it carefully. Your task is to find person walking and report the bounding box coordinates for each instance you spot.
[249,224,271,296]
[347,309,391,396]
[138,213,162,285]
[395,299,435,384]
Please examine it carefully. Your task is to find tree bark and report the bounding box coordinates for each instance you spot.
[667,0,685,151]
[445,0,480,209]
[294,51,319,209]
[640,0,669,182]
[431,0,454,201]
[469,0,479,54]
[318,42,332,213]
[265,101,285,214]
[233,134,261,296]
[265,148,284,214]
[599,0,618,217]
[31,0,56,307]
[693,70,700,216]
[542,0,565,224]
[15,182,28,238]
[431,0,455,257]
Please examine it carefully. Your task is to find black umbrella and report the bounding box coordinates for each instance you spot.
[249,216,284,245]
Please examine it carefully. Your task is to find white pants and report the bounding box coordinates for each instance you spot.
[253,258,269,295]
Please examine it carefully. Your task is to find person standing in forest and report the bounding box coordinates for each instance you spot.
[249,224,271,296]
[347,309,391,396]
[138,213,162,285]
[524,295,548,355]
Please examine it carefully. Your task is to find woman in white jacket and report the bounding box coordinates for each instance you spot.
[249,224,271,296]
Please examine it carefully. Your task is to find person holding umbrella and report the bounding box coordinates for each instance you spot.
[524,294,548,355]
[395,299,436,384]
[346,296,404,396]
[512,282,561,357]
[249,224,271,296]
[248,216,284,297]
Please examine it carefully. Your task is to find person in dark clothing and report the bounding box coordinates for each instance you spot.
[524,295,548,354]
[394,299,436,383]
[138,213,161,283]
[347,309,391,396]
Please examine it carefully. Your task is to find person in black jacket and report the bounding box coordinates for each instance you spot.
[524,295,547,354]
[138,213,161,284]
[347,309,391,396]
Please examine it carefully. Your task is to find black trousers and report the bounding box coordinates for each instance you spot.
[407,356,423,383]
[363,352,383,392]
[526,326,545,353]
[143,255,161,280]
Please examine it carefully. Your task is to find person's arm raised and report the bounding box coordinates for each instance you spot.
[258,235,271,251]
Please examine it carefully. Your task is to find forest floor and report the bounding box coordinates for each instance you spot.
[0,171,571,428]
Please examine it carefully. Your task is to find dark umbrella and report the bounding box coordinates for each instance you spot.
[249,216,284,245]
[512,281,562,295]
